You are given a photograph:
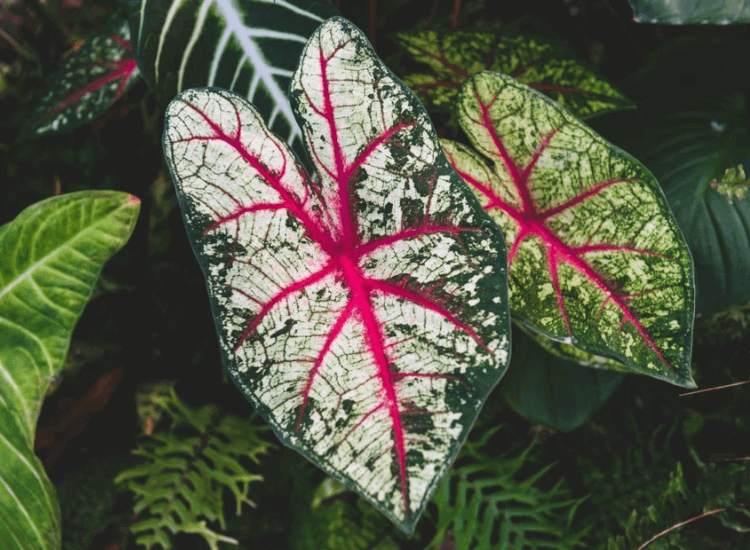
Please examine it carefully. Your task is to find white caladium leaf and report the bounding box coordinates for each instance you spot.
[164,17,510,532]
[443,72,696,388]
[130,0,337,158]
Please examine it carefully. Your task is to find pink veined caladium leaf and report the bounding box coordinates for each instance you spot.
[442,72,696,388]
[163,17,510,532]
[22,16,140,139]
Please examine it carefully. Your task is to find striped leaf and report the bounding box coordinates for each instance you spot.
[443,72,695,388]
[164,18,510,532]
[0,191,139,549]
[22,16,140,139]
[627,0,750,24]
[395,30,633,120]
[129,0,337,158]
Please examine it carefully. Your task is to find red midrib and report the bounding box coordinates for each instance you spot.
[340,256,409,516]
[470,97,674,371]
[50,58,137,116]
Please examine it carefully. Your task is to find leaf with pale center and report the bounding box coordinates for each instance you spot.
[442,72,695,388]
[22,17,140,139]
[395,30,633,120]
[0,191,140,549]
[164,17,510,533]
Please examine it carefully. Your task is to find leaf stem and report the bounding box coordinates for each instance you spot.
[637,508,725,550]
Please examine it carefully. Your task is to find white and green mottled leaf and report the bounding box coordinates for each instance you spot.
[0,191,139,549]
[164,18,510,532]
[443,72,695,387]
[22,16,140,139]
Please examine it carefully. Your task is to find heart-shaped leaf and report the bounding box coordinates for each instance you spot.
[0,191,140,550]
[503,326,625,431]
[130,0,337,158]
[442,72,695,388]
[164,17,510,533]
[22,16,140,139]
[395,30,633,120]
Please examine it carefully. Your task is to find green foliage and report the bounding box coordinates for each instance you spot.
[425,428,588,550]
[115,387,274,549]
[607,462,750,549]
[710,164,750,203]
[293,478,402,550]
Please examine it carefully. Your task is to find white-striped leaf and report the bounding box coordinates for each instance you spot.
[129,0,337,159]
[443,72,696,388]
[164,17,510,533]
[0,191,140,549]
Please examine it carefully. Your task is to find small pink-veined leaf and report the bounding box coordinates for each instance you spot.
[163,17,510,532]
[442,72,695,388]
[22,16,141,139]
[395,30,633,120]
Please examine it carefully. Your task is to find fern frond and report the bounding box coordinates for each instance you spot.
[292,477,402,550]
[115,386,274,549]
[426,434,588,550]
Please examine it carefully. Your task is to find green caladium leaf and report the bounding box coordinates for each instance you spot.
[0,191,140,550]
[503,326,624,431]
[164,17,510,533]
[395,30,633,120]
[129,0,338,159]
[711,164,750,203]
[627,0,750,24]
[22,16,140,139]
[442,72,695,388]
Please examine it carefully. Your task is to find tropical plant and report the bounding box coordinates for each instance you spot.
[2,0,750,548]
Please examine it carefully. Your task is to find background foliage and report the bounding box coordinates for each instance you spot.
[1,0,749,548]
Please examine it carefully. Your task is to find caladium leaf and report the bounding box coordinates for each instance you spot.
[22,17,140,139]
[442,72,695,388]
[503,325,624,431]
[395,30,633,120]
[129,0,338,159]
[164,17,510,533]
[0,191,140,550]
[627,0,750,24]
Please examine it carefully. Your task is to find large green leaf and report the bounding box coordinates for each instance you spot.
[21,16,140,139]
[395,30,633,120]
[0,191,140,550]
[627,0,750,24]
[164,17,510,533]
[638,109,750,315]
[503,326,625,432]
[443,72,695,387]
[129,0,337,158]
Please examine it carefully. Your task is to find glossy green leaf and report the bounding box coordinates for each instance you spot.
[129,0,337,157]
[503,326,625,431]
[443,72,695,387]
[0,191,140,550]
[164,17,510,533]
[638,111,750,315]
[22,17,140,139]
[395,30,633,120]
[627,0,750,24]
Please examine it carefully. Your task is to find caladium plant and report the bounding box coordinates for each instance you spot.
[442,72,696,388]
[163,16,510,533]
[21,17,140,139]
[395,30,634,120]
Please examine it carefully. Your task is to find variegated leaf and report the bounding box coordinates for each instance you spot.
[443,72,695,387]
[164,18,510,532]
[0,191,140,550]
[395,30,633,120]
[130,0,337,158]
[22,16,140,139]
